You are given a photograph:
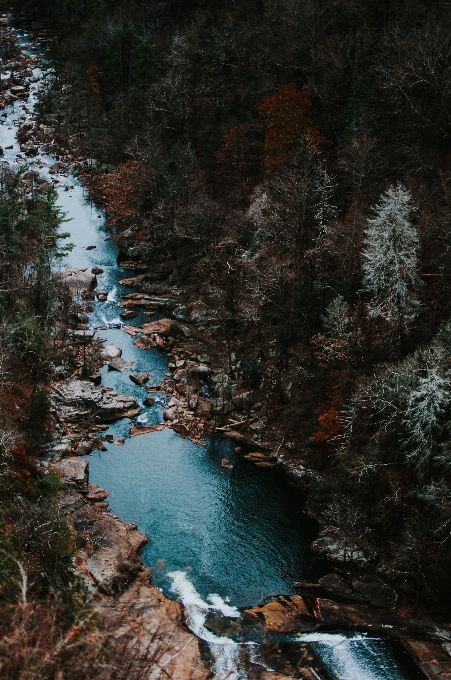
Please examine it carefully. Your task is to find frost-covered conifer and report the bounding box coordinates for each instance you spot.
[362,184,420,332]
[404,366,450,468]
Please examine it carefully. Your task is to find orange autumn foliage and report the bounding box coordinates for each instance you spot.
[97,161,149,231]
[313,407,341,443]
[258,84,324,168]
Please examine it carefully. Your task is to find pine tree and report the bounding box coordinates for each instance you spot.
[362,184,420,335]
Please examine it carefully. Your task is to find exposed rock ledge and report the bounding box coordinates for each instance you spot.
[244,594,451,643]
[51,457,211,680]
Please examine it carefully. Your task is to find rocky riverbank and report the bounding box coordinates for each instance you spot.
[49,456,211,680]
[4,14,451,680]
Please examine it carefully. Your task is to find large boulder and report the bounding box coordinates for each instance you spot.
[172,305,191,322]
[130,372,151,386]
[244,596,313,632]
[210,397,234,415]
[60,268,96,291]
[108,358,135,372]
[352,575,398,612]
[101,343,122,361]
[85,514,147,595]
[318,573,362,602]
[73,440,94,456]
[189,364,211,378]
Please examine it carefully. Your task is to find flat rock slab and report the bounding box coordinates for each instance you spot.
[129,424,165,437]
[122,325,141,336]
[60,268,96,291]
[108,358,135,372]
[119,293,180,310]
[244,596,313,633]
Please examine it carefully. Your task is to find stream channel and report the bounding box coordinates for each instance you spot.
[0,27,418,680]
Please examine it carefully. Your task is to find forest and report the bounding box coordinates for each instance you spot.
[3,0,451,675]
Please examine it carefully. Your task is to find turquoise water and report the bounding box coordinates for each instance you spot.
[87,425,318,605]
[0,26,413,679]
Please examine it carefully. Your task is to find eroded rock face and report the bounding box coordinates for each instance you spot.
[224,430,272,451]
[52,458,88,490]
[58,484,146,595]
[85,515,147,595]
[86,483,109,501]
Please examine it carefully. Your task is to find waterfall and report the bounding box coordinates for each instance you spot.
[168,571,245,680]
[297,632,406,680]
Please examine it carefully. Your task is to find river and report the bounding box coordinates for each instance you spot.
[0,25,416,680]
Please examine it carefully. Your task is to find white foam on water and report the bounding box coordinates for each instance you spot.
[136,413,149,425]
[207,594,240,618]
[98,312,123,329]
[106,287,117,302]
[297,632,404,680]
[168,571,245,679]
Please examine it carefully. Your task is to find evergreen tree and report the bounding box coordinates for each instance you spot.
[362,184,420,336]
